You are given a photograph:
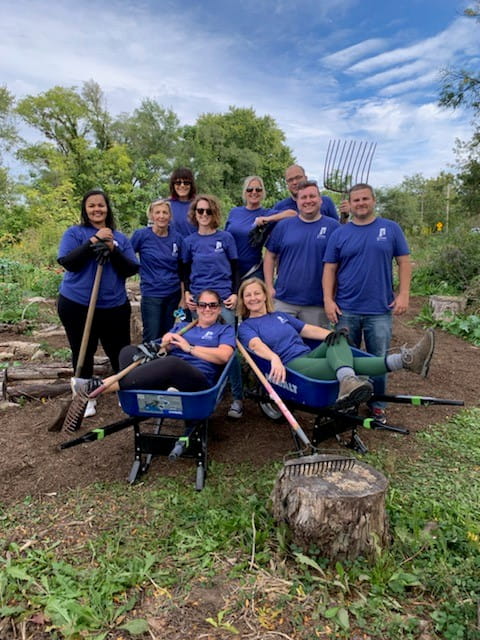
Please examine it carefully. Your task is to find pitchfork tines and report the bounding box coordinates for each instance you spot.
[323,139,376,194]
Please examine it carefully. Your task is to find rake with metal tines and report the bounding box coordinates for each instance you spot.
[323,140,376,219]
[237,340,357,478]
[282,452,356,479]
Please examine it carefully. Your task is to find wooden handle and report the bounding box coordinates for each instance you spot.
[75,263,104,377]
[236,339,311,447]
[89,318,199,398]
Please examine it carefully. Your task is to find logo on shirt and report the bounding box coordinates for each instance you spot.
[316,227,328,239]
[377,228,387,241]
[276,315,288,324]
[172,242,178,256]
[201,331,214,340]
[214,241,224,253]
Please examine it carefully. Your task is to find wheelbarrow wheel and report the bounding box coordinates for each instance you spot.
[259,400,283,422]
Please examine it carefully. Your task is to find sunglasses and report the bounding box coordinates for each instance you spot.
[174,179,191,186]
[195,207,212,216]
[197,301,220,309]
[246,187,263,193]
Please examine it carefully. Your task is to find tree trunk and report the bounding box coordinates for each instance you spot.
[272,456,389,562]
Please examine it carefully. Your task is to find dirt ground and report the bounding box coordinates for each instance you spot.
[0,296,478,507]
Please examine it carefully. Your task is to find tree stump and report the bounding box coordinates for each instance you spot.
[271,455,389,562]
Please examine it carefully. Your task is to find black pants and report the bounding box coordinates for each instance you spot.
[118,346,209,391]
[58,294,131,377]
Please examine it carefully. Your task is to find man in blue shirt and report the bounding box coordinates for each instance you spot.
[263,180,339,327]
[322,183,412,423]
[272,164,339,220]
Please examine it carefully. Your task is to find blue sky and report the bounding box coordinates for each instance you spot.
[1,0,478,187]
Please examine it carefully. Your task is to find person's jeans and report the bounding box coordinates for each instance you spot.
[220,306,243,401]
[335,312,392,409]
[141,291,181,341]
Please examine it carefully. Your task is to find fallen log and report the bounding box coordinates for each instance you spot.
[7,381,71,400]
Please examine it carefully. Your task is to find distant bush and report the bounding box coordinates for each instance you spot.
[411,230,480,295]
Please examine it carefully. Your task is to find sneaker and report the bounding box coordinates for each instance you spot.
[401,329,435,377]
[70,376,103,397]
[335,376,373,409]
[167,386,179,392]
[228,399,243,418]
[83,399,97,418]
[370,407,387,424]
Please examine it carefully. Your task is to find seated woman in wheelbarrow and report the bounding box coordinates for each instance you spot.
[237,278,435,409]
[71,288,235,398]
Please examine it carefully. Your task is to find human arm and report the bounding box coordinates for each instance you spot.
[322,262,341,324]
[299,324,332,341]
[263,249,277,299]
[246,336,286,384]
[254,209,296,226]
[162,331,234,365]
[223,258,240,310]
[390,255,412,315]
[181,260,196,311]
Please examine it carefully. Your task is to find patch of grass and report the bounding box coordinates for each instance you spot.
[416,303,480,346]
[0,413,479,639]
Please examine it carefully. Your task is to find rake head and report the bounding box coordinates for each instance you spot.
[282,454,356,478]
[323,139,376,194]
[61,394,89,433]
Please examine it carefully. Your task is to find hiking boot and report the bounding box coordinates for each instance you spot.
[70,376,103,397]
[228,399,244,418]
[335,376,373,409]
[370,407,387,424]
[401,329,435,377]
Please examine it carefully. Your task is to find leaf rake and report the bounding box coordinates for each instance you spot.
[323,139,377,195]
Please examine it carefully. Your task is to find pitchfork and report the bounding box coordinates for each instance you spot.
[323,139,376,220]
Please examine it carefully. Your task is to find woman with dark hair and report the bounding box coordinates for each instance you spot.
[57,189,139,417]
[168,167,198,238]
[181,194,244,418]
[131,198,184,341]
[71,289,235,395]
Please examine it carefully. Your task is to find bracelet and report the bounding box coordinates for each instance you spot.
[188,344,194,354]
[93,234,102,242]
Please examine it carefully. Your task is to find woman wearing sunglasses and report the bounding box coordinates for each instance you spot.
[71,289,235,397]
[225,176,273,280]
[182,194,244,418]
[168,167,198,238]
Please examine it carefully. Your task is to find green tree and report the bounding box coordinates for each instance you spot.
[439,3,480,115]
[185,107,294,212]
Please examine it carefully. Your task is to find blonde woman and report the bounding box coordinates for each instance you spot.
[131,199,184,341]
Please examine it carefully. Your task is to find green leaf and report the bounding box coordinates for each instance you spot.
[6,565,31,581]
[337,607,350,630]
[119,618,149,635]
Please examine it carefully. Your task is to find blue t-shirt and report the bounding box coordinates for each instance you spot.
[225,205,273,277]
[167,321,236,385]
[238,312,309,364]
[266,215,340,305]
[181,230,238,299]
[169,199,196,238]
[58,225,139,308]
[323,217,410,314]
[130,226,182,297]
[271,194,339,221]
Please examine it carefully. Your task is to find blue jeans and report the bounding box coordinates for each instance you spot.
[221,306,243,401]
[335,312,392,409]
[141,291,182,342]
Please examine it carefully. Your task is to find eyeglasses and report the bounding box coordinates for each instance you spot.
[286,174,305,184]
[174,179,192,186]
[246,187,263,193]
[197,301,220,309]
[195,208,212,216]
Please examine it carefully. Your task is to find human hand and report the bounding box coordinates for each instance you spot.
[223,294,237,310]
[324,327,349,346]
[91,240,111,264]
[268,354,286,384]
[134,341,159,363]
[185,292,197,312]
[324,300,341,324]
